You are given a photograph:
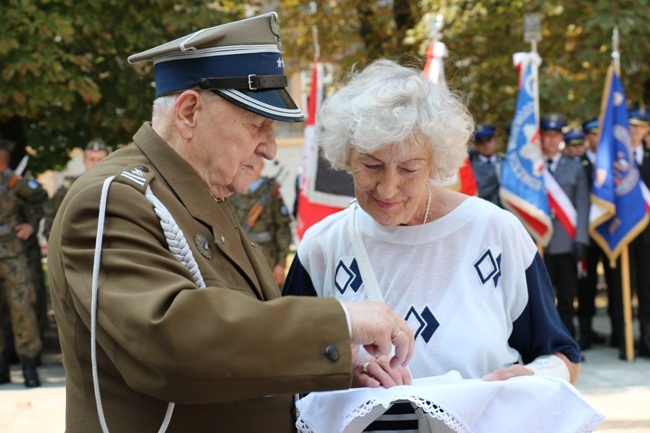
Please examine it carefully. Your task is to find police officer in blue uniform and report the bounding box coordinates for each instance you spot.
[577,118,619,352]
[470,123,502,207]
[541,113,590,339]
[628,108,650,358]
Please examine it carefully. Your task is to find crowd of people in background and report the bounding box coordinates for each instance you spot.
[471,109,650,361]
[0,137,110,388]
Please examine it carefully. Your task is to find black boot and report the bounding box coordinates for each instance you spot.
[639,323,650,358]
[21,358,41,388]
[0,358,10,385]
[579,317,593,350]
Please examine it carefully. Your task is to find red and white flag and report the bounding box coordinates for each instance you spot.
[423,40,448,88]
[544,170,577,239]
[295,59,352,239]
[423,37,476,195]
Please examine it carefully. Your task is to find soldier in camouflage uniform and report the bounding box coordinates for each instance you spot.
[0,147,46,387]
[43,138,110,239]
[229,160,293,287]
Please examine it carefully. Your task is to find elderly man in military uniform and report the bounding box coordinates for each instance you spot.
[0,147,46,387]
[540,113,590,339]
[47,13,413,432]
[42,137,110,239]
[229,159,293,287]
[470,123,502,207]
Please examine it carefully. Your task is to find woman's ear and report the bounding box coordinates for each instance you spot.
[174,90,202,140]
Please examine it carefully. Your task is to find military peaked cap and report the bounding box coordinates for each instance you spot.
[128,12,304,123]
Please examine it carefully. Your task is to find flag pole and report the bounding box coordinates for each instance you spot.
[612,26,635,361]
[312,25,320,60]
[621,245,635,361]
[529,19,542,256]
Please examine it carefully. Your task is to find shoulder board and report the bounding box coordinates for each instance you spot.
[113,164,155,194]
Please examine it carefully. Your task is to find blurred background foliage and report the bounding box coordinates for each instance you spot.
[0,0,253,173]
[277,0,650,147]
[2,0,650,174]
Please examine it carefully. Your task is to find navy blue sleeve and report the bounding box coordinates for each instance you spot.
[282,254,318,297]
[509,252,582,364]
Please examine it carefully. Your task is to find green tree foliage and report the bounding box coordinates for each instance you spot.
[278,0,650,147]
[3,1,650,172]
[0,0,251,173]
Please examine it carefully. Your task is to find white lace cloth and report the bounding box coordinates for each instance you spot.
[296,371,605,433]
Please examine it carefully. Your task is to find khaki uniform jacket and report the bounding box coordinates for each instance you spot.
[48,123,351,433]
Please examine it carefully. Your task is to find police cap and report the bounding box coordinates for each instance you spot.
[564,129,585,146]
[128,12,304,123]
[628,108,650,126]
[540,113,567,132]
[474,123,496,142]
[582,118,599,134]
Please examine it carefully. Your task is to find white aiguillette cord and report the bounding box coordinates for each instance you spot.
[91,176,206,433]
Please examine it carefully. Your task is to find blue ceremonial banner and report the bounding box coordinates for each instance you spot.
[499,52,553,246]
[589,65,648,262]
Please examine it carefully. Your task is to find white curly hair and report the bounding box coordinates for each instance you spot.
[316,59,474,182]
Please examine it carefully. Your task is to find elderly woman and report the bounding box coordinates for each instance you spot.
[283,60,581,429]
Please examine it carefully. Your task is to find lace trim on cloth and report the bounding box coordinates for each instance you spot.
[295,373,605,433]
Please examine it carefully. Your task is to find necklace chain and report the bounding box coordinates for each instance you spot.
[423,183,432,224]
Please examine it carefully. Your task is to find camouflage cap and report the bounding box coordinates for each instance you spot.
[86,138,108,152]
[127,12,304,123]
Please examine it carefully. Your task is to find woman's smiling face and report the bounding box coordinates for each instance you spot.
[350,144,433,226]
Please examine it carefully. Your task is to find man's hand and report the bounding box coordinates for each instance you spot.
[343,301,414,369]
[14,223,34,240]
[272,264,285,285]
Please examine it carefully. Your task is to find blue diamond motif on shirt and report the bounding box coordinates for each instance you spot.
[473,250,502,287]
[405,306,438,343]
[335,259,362,295]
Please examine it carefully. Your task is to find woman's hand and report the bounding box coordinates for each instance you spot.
[483,352,579,384]
[352,355,412,388]
[482,364,533,382]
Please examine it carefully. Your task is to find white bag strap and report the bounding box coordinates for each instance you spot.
[348,203,431,431]
[348,202,385,303]
[91,177,206,433]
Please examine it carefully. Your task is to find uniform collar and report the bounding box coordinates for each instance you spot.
[133,122,217,225]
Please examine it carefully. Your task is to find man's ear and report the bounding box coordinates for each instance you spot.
[174,90,202,140]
